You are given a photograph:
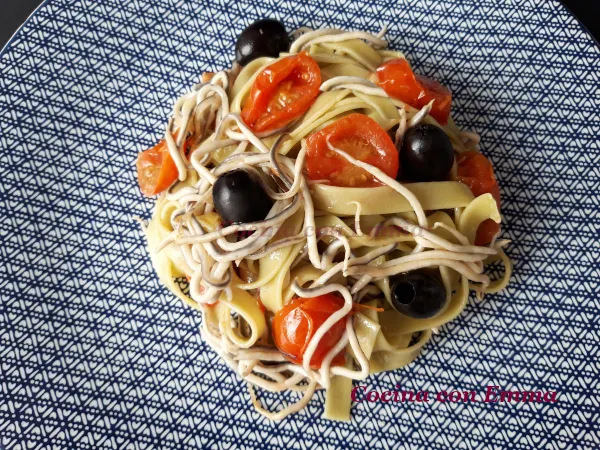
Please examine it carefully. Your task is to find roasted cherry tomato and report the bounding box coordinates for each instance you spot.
[241,52,321,133]
[376,58,452,125]
[136,139,179,197]
[456,151,501,245]
[272,294,347,369]
[305,113,399,187]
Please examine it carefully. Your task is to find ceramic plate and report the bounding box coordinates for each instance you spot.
[1,0,599,448]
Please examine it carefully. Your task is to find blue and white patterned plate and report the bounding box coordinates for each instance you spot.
[1,1,599,449]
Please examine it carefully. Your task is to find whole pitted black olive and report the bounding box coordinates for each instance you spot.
[235,19,290,66]
[213,169,273,224]
[390,271,446,319]
[398,124,454,182]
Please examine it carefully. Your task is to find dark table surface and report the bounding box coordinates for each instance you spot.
[1,0,599,50]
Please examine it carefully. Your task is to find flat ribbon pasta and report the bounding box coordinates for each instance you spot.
[352,301,434,374]
[235,209,304,290]
[206,286,267,349]
[259,242,305,312]
[458,193,501,244]
[311,182,475,216]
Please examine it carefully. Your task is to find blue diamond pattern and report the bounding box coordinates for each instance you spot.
[0,0,599,449]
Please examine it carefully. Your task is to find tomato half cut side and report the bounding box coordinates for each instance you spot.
[376,58,452,125]
[136,139,179,197]
[272,294,347,369]
[241,52,321,133]
[305,113,399,187]
[456,151,501,245]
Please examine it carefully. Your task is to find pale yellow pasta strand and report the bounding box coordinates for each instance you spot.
[458,193,501,244]
[311,182,475,216]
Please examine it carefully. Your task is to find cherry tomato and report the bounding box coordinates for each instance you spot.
[136,139,179,197]
[456,151,501,245]
[241,52,321,133]
[305,113,399,187]
[272,294,347,369]
[376,58,452,125]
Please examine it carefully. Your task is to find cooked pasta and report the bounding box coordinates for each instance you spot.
[136,21,512,421]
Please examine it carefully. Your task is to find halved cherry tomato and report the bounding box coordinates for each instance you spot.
[272,294,347,369]
[136,139,179,197]
[241,52,321,133]
[376,58,452,125]
[456,151,501,245]
[305,113,399,187]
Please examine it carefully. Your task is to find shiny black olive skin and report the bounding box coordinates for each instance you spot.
[390,271,446,319]
[398,124,454,182]
[213,170,273,224]
[235,19,290,66]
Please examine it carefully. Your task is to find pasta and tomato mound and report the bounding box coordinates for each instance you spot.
[136,19,512,421]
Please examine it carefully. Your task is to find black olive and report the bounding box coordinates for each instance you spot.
[390,271,446,319]
[398,124,454,181]
[235,19,290,66]
[213,170,273,224]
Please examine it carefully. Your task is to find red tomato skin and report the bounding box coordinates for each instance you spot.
[376,58,452,125]
[272,294,347,369]
[136,139,179,197]
[241,52,321,133]
[456,151,501,245]
[305,113,399,187]
[376,59,423,104]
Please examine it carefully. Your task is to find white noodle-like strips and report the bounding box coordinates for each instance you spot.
[352,284,381,302]
[320,76,376,91]
[289,28,343,53]
[320,240,345,269]
[300,179,322,269]
[291,26,314,39]
[189,155,217,184]
[291,282,353,378]
[296,30,387,52]
[165,185,198,201]
[140,22,512,422]
[351,201,364,236]
[176,96,196,148]
[168,195,301,247]
[218,113,271,153]
[395,107,407,145]
[164,120,189,182]
[380,217,496,255]
[190,137,237,161]
[347,258,489,284]
[433,222,470,245]
[326,140,428,227]
[312,244,396,287]
[329,317,369,380]
[195,83,230,123]
[210,71,229,90]
[249,382,318,421]
[408,100,434,127]
[317,331,349,389]
[319,76,388,96]
[215,230,264,252]
[376,25,388,39]
[245,234,307,260]
[318,227,352,273]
